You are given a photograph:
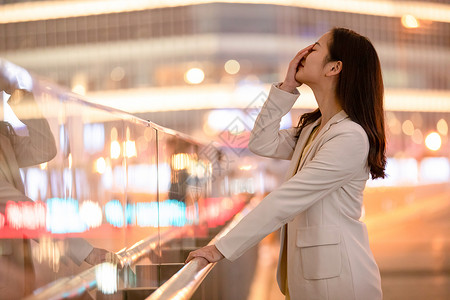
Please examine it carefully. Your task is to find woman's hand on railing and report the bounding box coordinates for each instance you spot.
[185,245,225,264]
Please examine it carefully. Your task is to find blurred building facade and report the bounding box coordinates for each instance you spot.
[1,1,450,299]
[1,0,449,182]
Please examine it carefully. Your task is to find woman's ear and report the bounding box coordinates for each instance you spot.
[325,61,342,77]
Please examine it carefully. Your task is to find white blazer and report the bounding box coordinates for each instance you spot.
[215,82,382,300]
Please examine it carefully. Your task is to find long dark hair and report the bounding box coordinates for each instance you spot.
[295,27,386,179]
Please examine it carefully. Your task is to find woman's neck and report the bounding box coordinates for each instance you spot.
[312,87,342,130]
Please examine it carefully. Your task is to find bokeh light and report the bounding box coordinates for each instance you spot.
[96,262,118,294]
[95,157,106,174]
[80,200,103,228]
[110,66,125,81]
[411,129,423,144]
[184,68,205,84]
[105,200,124,227]
[437,119,448,135]
[402,120,414,136]
[224,59,240,75]
[401,14,419,28]
[425,132,442,151]
[110,140,121,159]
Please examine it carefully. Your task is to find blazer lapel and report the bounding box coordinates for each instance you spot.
[284,117,322,181]
[297,110,349,171]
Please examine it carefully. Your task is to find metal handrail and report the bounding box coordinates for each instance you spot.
[24,227,187,300]
[146,200,258,300]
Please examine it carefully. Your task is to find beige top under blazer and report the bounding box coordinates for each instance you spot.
[215,82,382,300]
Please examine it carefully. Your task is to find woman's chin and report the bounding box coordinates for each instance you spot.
[294,73,304,83]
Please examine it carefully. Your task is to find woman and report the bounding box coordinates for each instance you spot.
[186,27,386,300]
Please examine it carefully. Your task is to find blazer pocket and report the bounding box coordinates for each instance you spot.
[296,226,342,280]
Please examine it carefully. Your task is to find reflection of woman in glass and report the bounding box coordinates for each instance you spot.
[0,68,116,299]
[187,28,386,300]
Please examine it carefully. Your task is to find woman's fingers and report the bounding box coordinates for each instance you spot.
[185,245,224,264]
[281,44,315,90]
[291,44,315,64]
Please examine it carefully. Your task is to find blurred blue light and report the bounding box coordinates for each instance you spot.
[105,200,124,227]
[83,123,105,154]
[46,197,87,233]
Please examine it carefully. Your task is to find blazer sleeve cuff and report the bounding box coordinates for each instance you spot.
[215,238,237,262]
[264,82,300,116]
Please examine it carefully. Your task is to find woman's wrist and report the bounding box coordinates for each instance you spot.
[279,82,298,94]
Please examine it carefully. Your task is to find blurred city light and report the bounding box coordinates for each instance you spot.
[84,123,106,154]
[46,198,87,233]
[401,14,420,28]
[239,165,252,171]
[1,0,449,24]
[0,213,4,229]
[125,140,137,158]
[411,129,423,144]
[224,59,240,75]
[72,84,86,95]
[71,72,87,95]
[6,201,46,230]
[32,236,64,272]
[127,164,159,193]
[172,153,191,170]
[80,200,103,228]
[367,158,419,187]
[40,162,48,170]
[111,127,118,140]
[110,66,125,82]
[26,168,48,201]
[95,157,106,174]
[402,120,414,136]
[425,132,442,151]
[105,200,124,228]
[184,68,205,84]
[110,140,121,159]
[420,157,450,183]
[437,119,448,135]
[96,262,118,295]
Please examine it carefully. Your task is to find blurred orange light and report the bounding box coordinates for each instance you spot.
[402,120,414,136]
[411,129,423,144]
[111,140,121,159]
[72,84,86,95]
[111,127,118,141]
[401,14,419,28]
[239,165,252,171]
[184,68,205,84]
[437,119,448,135]
[95,157,106,174]
[172,153,191,170]
[125,140,137,158]
[224,59,240,75]
[425,132,442,151]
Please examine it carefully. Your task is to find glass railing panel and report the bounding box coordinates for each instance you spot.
[0,58,260,299]
[156,130,202,267]
[118,121,160,293]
